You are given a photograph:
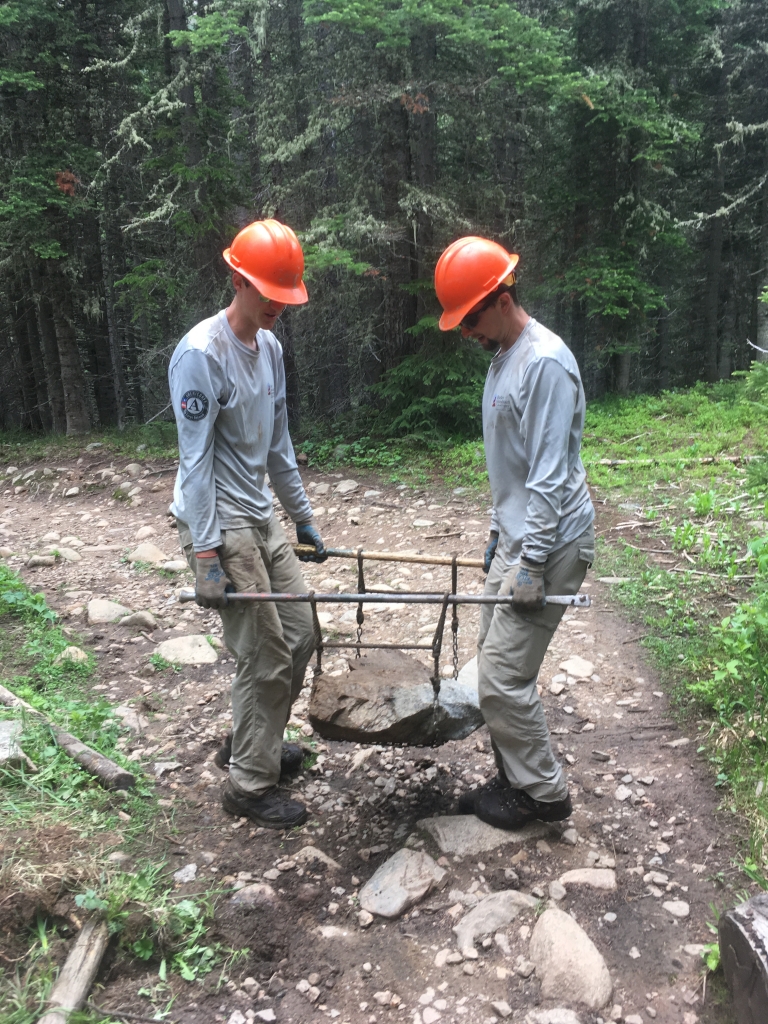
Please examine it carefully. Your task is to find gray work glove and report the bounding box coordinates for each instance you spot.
[195,553,233,609]
[511,556,546,611]
[483,531,499,574]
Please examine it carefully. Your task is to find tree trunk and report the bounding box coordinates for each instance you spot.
[48,269,92,435]
[98,218,127,427]
[756,139,768,363]
[703,67,728,382]
[29,265,67,433]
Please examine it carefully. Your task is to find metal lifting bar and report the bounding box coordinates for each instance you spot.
[178,590,591,607]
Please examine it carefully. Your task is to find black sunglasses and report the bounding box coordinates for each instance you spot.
[461,289,501,329]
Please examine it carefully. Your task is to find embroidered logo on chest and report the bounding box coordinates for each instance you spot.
[491,393,512,411]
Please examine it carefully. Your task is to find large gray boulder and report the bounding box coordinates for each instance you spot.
[308,649,483,744]
[720,893,768,1023]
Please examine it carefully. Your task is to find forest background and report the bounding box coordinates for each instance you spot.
[1,0,768,439]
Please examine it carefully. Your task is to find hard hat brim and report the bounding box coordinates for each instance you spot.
[223,249,309,305]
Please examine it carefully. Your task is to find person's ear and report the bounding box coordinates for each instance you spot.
[497,290,512,314]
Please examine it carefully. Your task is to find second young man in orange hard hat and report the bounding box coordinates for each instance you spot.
[169,220,326,829]
[435,236,595,830]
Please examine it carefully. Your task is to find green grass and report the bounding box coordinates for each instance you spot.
[583,369,768,880]
[0,567,244,1021]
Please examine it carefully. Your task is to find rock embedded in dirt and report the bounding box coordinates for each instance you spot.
[453,890,537,950]
[127,542,170,564]
[155,634,218,665]
[230,883,277,907]
[549,880,567,901]
[614,784,632,802]
[559,655,595,678]
[334,479,359,494]
[309,649,483,744]
[88,598,132,624]
[663,899,690,919]
[120,610,158,630]
[55,646,89,664]
[418,814,552,855]
[124,463,143,478]
[135,525,156,540]
[173,862,197,883]
[161,560,188,572]
[524,1012,583,1024]
[113,705,149,733]
[530,907,612,1010]
[358,848,446,918]
[293,845,341,871]
[559,868,617,891]
[27,554,55,567]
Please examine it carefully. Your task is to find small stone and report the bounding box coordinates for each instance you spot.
[663,900,689,919]
[629,946,641,958]
[625,1016,643,1024]
[373,991,392,1005]
[27,555,56,567]
[434,948,450,967]
[63,487,80,498]
[614,785,632,802]
[359,848,446,918]
[560,828,578,846]
[162,560,189,572]
[263,869,280,881]
[226,1012,246,1024]
[173,863,197,883]
[664,737,690,748]
[491,1002,512,1019]
[454,890,537,950]
[494,931,511,954]
[358,909,374,928]
[646,1009,657,1019]
[127,542,170,565]
[559,655,595,678]
[462,963,475,975]
[113,705,149,733]
[88,599,132,624]
[155,635,218,665]
[536,840,552,855]
[604,912,617,923]
[334,479,359,494]
[523,1012,582,1024]
[550,681,565,696]
[515,957,535,978]
[423,1008,442,1024]
[592,750,611,762]
[135,525,157,540]
[549,881,566,901]
[120,610,158,630]
[55,646,88,665]
[254,1011,276,1023]
[559,869,616,891]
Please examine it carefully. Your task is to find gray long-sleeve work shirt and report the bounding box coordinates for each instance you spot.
[169,310,312,551]
[483,317,594,567]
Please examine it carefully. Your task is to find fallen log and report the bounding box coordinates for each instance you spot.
[0,683,135,791]
[37,917,110,1024]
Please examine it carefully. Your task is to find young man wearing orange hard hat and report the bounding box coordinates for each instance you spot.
[169,220,327,829]
[435,237,595,830]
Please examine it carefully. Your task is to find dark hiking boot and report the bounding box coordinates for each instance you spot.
[221,778,308,829]
[474,785,572,831]
[214,733,305,777]
[457,772,514,815]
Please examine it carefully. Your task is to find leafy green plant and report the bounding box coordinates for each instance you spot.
[150,653,173,672]
[690,490,716,516]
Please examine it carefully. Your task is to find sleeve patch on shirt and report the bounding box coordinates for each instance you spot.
[180,390,209,421]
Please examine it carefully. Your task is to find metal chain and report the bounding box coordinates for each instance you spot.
[451,554,459,679]
[355,547,365,658]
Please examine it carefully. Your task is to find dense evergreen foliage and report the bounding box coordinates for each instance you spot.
[1,0,767,435]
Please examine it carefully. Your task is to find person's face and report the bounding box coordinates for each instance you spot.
[460,294,503,351]
[234,274,287,330]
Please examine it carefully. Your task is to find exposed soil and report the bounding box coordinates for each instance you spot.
[0,452,749,1024]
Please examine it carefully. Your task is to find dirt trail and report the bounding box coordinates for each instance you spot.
[0,453,747,1024]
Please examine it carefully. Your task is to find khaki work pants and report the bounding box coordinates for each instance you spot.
[477,524,595,803]
[177,516,315,795]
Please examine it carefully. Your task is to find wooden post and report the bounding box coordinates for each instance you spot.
[37,918,110,1024]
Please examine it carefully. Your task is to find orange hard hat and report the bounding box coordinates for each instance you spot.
[223,219,308,304]
[434,236,519,330]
